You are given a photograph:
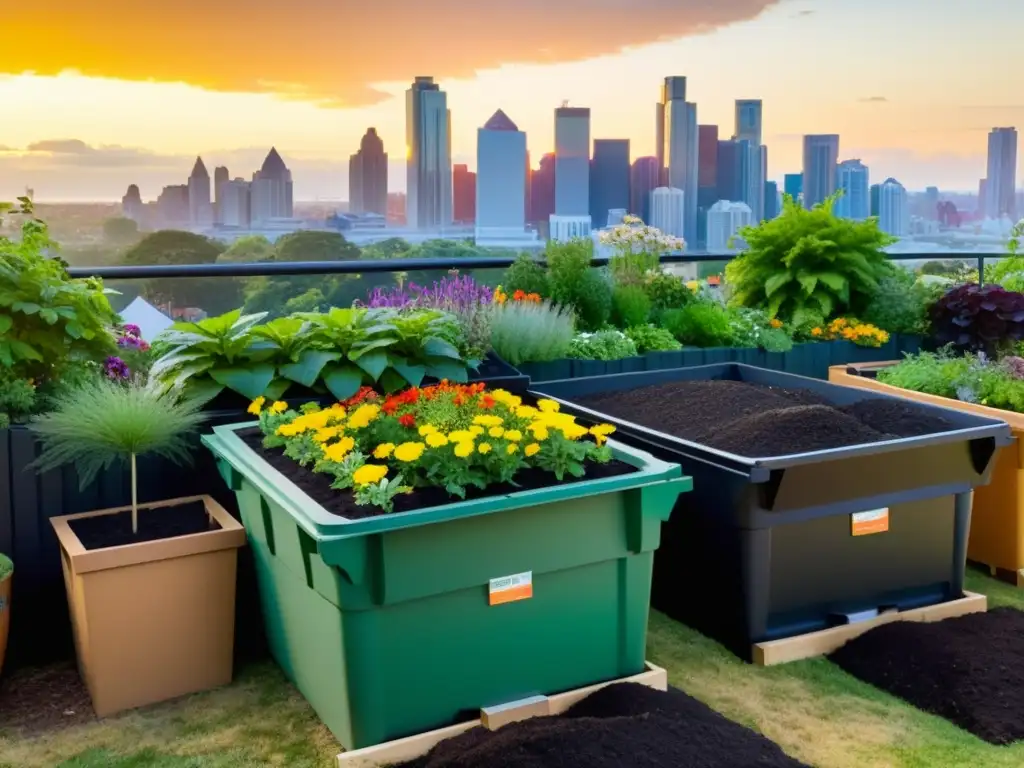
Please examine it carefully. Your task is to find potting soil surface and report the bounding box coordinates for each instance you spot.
[575,380,954,456]
[398,682,809,768]
[829,607,1024,745]
[238,429,636,520]
[68,499,220,550]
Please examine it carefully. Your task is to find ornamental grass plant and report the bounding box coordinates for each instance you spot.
[490,299,575,365]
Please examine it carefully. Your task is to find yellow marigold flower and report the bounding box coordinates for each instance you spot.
[769,318,783,329]
[454,442,474,458]
[590,423,616,445]
[559,424,589,440]
[525,443,541,457]
[516,405,539,419]
[469,425,484,436]
[478,442,492,454]
[347,404,381,429]
[536,399,560,413]
[418,425,437,437]
[811,327,822,336]
[426,432,449,448]
[248,396,266,415]
[315,426,342,443]
[276,421,306,437]
[472,415,503,427]
[530,424,550,440]
[373,443,395,459]
[394,442,426,462]
[323,437,356,463]
[353,464,388,486]
[488,426,505,438]
[270,400,288,414]
[506,444,519,455]
[504,429,523,442]
[686,280,699,291]
[448,429,473,443]
[490,389,522,408]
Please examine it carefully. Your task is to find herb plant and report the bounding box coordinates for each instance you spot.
[501,254,551,298]
[545,241,612,330]
[490,300,575,365]
[611,284,652,328]
[30,378,206,533]
[643,271,694,316]
[662,302,735,348]
[729,309,793,353]
[861,265,944,335]
[930,283,1024,357]
[567,330,638,361]
[624,324,682,353]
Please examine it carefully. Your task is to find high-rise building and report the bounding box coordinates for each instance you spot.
[698,125,719,189]
[349,127,388,216]
[554,106,591,218]
[548,215,592,242]
[188,157,212,226]
[630,156,660,223]
[734,100,765,221]
[220,179,251,228]
[453,164,477,223]
[734,100,763,145]
[878,177,909,237]
[978,178,988,216]
[707,200,753,252]
[530,153,556,224]
[122,184,143,223]
[716,140,743,203]
[659,77,699,243]
[250,147,294,224]
[475,109,527,240]
[870,184,881,217]
[590,139,630,228]
[985,127,1018,220]
[764,181,780,220]
[406,77,453,229]
[784,173,803,203]
[650,187,686,239]
[736,139,765,222]
[213,166,229,224]
[156,184,189,226]
[834,159,870,220]
[802,134,840,208]
[924,186,940,220]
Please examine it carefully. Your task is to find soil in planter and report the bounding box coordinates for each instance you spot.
[68,500,220,550]
[575,380,953,457]
[398,682,809,768]
[238,429,637,520]
[829,608,1024,745]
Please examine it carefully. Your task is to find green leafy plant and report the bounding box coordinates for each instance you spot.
[611,285,652,328]
[861,265,945,335]
[662,302,735,348]
[0,552,11,581]
[986,220,1024,292]
[29,378,206,533]
[729,309,794,352]
[725,193,894,324]
[574,269,613,331]
[490,300,575,365]
[501,253,550,298]
[545,241,612,330]
[643,270,694,316]
[624,324,682,353]
[567,330,638,361]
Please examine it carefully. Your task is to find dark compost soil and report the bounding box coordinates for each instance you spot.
[575,380,954,457]
[68,500,220,550]
[0,661,95,734]
[398,682,810,768]
[239,429,637,520]
[829,607,1024,745]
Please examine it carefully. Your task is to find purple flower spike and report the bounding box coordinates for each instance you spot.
[104,356,131,380]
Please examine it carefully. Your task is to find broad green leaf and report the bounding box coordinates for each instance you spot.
[279,349,340,387]
[0,342,13,366]
[264,378,292,400]
[0,314,11,334]
[425,358,469,383]
[9,339,43,361]
[391,356,426,387]
[378,368,409,394]
[182,378,226,407]
[797,274,818,296]
[763,273,792,298]
[423,337,462,360]
[767,293,786,319]
[352,350,389,380]
[321,363,364,401]
[39,308,58,324]
[209,364,277,400]
[12,301,41,315]
[349,337,397,359]
[815,271,849,292]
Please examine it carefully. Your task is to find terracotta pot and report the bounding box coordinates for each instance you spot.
[51,495,246,716]
[0,568,9,676]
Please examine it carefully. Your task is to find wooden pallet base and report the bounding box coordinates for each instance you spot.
[968,559,1024,589]
[336,662,667,767]
[752,591,987,666]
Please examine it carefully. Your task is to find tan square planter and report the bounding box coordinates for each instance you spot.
[51,495,246,717]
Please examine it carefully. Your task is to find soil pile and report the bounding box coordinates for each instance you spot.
[829,608,1024,745]
[575,380,954,457]
[398,682,810,768]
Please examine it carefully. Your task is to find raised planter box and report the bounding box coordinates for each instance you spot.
[830,362,1024,586]
[533,363,1009,662]
[203,422,690,750]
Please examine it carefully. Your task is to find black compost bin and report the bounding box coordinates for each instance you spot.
[533,364,1011,662]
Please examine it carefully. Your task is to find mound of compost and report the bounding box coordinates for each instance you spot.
[398,682,809,768]
[829,608,1024,745]
[575,380,953,457]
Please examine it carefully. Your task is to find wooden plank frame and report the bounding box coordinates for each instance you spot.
[336,662,667,767]
[752,591,987,666]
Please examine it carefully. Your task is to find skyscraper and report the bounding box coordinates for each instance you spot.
[707,200,753,252]
[879,177,909,236]
[698,125,719,189]
[870,184,881,217]
[716,140,743,203]
[734,100,765,222]
[985,127,1018,220]
[630,157,660,224]
[349,127,388,216]
[784,173,803,203]
[802,135,840,208]
[529,153,556,225]
[122,184,143,223]
[834,159,870,220]
[764,181,780,220]
[590,139,630,228]
[734,100,763,145]
[213,166,229,224]
[220,179,251,228]
[659,77,698,243]
[453,164,476,223]
[650,187,686,239]
[406,76,453,229]
[188,157,212,226]
[475,109,527,240]
[737,139,765,222]
[250,147,294,224]
[156,184,189,226]
[554,106,591,217]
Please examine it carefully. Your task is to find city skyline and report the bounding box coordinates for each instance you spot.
[0,0,1021,201]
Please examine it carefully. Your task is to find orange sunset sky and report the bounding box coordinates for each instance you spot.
[0,0,1020,201]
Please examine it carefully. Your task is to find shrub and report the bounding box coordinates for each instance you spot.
[729,309,793,353]
[624,324,681,353]
[725,193,894,323]
[643,271,694,315]
[490,300,575,365]
[546,239,591,306]
[501,253,551,298]
[930,283,1024,357]
[611,285,652,328]
[574,269,613,331]
[861,266,945,335]
[662,302,735,348]
[567,330,638,361]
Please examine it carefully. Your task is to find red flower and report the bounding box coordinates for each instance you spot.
[398,414,416,428]
[480,395,496,409]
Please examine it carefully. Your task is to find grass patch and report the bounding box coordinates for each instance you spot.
[1,567,1020,767]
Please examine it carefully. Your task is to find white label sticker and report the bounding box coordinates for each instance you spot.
[489,571,533,605]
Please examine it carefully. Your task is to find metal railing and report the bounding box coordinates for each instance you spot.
[66,251,993,283]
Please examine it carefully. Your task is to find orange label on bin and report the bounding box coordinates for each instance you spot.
[489,572,533,606]
[851,508,889,536]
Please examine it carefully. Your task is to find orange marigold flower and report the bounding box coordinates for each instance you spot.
[481,394,496,409]
[398,413,416,428]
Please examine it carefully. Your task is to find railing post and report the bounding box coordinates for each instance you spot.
[978,256,985,285]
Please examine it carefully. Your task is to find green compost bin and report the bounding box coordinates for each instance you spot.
[203,422,690,750]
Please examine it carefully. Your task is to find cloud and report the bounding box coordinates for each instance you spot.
[858,96,888,103]
[15,140,181,168]
[796,9,814,15]
[0,0,781,107]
